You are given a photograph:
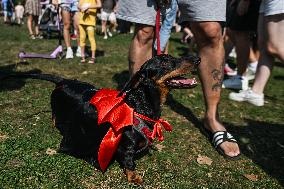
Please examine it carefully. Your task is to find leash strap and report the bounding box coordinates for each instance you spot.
[155,8,161,55]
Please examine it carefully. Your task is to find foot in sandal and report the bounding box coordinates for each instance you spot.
[88,57,95,64]
[81,57,86,63]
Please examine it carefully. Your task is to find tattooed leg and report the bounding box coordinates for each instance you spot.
[191,22,240,158]
[211,65,224,91]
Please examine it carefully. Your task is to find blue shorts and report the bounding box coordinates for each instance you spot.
[60,1,78,12]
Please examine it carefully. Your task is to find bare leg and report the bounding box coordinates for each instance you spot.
[223,28,234,61]
[252,13,284,94]
[27,14,34,35]
[101,20,107,37]
[110,20,118,32]
[3,11,7,22]
[73,12,80,46]
[248,43,259,63]
[232,30,250,76]
[81,46,85,59]
[61,10,71,48]
[191,22,240,157]
[129,24,154,76]
[34,16,40,35]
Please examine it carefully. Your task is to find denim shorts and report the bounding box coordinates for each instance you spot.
[60,0,78,12]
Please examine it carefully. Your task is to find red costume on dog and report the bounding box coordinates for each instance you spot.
[90,89,172,171]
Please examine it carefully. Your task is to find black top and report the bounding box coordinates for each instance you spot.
[102,0,116,13]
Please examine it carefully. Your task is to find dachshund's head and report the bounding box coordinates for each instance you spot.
[120,54,200,103]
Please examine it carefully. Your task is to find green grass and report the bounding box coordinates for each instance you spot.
[0,20,284,189]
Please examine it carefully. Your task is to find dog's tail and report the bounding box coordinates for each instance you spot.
[1,73,64,84]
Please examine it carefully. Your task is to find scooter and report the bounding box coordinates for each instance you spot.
[18,6,64,60]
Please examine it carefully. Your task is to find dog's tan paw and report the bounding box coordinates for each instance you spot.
[124,169,143,185]
[52,116,56,127]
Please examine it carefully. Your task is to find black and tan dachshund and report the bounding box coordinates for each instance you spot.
[3,54,200,184]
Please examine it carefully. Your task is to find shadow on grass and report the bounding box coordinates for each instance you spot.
[77,46,104,58]
[274,75,284,81]
[112,70,130,90]
[275,61,284,68]
[166,94,202,127]
[166,94,284,186]
[228,120,284,186]
[0,63,41,92]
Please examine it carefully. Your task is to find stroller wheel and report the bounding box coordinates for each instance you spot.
[58,52,65,60]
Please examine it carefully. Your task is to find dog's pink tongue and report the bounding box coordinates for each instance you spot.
[172,77,197,85]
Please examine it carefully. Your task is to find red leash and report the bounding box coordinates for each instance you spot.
[155,8,161,55]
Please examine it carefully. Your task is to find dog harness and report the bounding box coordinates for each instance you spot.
[89,89,172,171]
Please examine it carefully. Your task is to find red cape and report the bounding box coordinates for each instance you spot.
[90,89,133,171]
[90,89,172,171]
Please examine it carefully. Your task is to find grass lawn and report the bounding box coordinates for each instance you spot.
[0,20,284,189]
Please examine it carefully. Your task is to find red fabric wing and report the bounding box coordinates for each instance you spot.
[90,89,134,171]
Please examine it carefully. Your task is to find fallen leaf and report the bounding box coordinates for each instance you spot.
[196,155,213,166]
[0,134,9,142]
[155,144,166,152]
[188,93,195,98]
[243,174,258,181]
[46,148,57,155]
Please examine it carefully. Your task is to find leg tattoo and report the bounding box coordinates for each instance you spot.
[211,67,223,91]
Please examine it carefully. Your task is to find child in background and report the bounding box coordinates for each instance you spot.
[25,0,42,39]
[78,0,101,64]
[15,1,25,25]
[2,0,14,24]
[57,0,81,59]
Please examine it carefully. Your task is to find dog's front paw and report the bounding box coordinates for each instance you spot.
[124,169,143,185]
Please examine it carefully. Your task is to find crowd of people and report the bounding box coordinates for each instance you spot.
[1,0,283,159]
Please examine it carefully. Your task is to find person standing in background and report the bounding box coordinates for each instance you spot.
[2,0,14,24]
[101,0,117,39]
[222,0,261,90]
[229,0,284,106]
[57,0,81,59]
[25,0,42,39]
[15,1,24,25]
[78,0,101,63]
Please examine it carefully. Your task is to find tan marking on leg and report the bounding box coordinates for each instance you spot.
[52,116,56,127]
[124,169,143,185]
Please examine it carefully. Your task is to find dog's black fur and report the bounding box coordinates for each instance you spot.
[2,54,200,184]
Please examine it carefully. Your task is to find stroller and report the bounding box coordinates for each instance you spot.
[39,0,62,38]
[18,2,64,60]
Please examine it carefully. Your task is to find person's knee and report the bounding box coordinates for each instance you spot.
[135,26,154,45]
[193,23,223,47]
[266,41,283,57]
[63,22,71,30]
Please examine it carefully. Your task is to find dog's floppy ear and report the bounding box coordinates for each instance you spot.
[118,71,145,97]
